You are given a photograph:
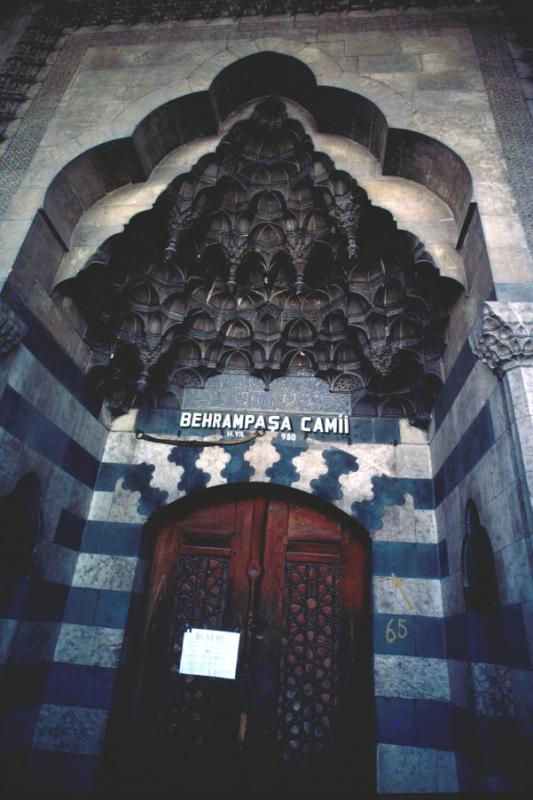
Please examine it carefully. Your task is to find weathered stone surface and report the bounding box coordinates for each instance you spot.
[359,53,421,73]
[374,576,443,617]
[378,744,458,793]
[72,553,139,592]
[471,662,515,717]
[0,297,26,360]
[54,623,124,668]
[374,654,450,700]
[33,704,108,757]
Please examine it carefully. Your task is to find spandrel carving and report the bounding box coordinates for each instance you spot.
[59,98,461,427]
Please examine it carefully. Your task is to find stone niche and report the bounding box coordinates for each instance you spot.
[58,98,461,428]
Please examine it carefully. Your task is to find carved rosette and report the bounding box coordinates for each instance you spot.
[470,302,533,374]
[0,298,27,360]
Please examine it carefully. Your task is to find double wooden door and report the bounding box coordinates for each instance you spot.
[136,490,372,796]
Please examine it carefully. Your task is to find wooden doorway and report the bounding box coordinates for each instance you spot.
[134,486,373,796]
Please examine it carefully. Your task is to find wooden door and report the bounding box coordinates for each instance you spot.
[135,490,372,796]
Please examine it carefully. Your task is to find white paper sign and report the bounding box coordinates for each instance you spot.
[179,628,240,680]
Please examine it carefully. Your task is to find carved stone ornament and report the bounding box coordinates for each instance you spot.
[0,298,27,359]
[59,99,461,426]
[470,301,533,374]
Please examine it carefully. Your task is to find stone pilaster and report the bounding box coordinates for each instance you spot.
[471,301,533,541]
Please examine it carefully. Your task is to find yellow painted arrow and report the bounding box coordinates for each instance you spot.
[391,573,414,611]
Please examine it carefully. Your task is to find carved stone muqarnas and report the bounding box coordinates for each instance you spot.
[470,302,533,374]
[59,99,461,426]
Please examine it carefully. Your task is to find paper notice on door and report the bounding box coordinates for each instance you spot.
[179,628,240,680]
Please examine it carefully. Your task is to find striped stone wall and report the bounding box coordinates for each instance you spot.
[429,330,533,791]
[0,299,108,793]
[28,403,461,795]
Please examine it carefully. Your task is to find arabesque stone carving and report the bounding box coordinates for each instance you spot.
[470,301,533,374]
[59,99,461,426]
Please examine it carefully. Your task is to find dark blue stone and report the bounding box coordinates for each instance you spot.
[22,579,69,622]
[82,521,143,557]
[63,587,98,626]
[415,700,455,750]
[54,509,85,550]
[168,447,208,495]
[433,338,477,431]
[44,663,116,710]
[266,437,307,486]
[93,590,131,629]
[373,614,415,656]
[375,696,417,745]
[311,448,358,502]
[221,440,254,483]
[121,462,168,516]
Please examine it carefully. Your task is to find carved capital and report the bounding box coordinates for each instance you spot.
[0,299,27,360]
[470,302,533,373]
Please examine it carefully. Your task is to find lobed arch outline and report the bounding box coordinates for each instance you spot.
[144,480,372,546]
[11,51,474,296]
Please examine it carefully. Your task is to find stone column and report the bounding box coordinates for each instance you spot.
[470,300,533,578]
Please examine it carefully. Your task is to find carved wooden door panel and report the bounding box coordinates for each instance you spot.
[137,492,370,795]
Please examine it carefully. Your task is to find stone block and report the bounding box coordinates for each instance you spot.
[317,41,344,58]
[520,601,533,667]
[399,420,427,445]
[414,509,438,544]
[0,618,18,663]
[510,668,533,737]
[35,543,78,586]
[374,654,450,701]
[513,416,533,475]
[88,491,113,521]
[54,623,124,668]
[417,70,484,92]
[445,528,464,578]
[475,179,518,215]
[344,31,400,57]
[394,445,431,479]
[447,658,473,709]
[421,52,480,72]
[482,215,529,254]
[359,54,421,74]
[373,493,416,543]
[377,744,458,793]
[441,572,465,617]
[373,576,443,617]
[401,30,475,56]
[416,86,489,108]
[10,621,60,664]
[33,704,108,757]
[505,367,533,423]
[72,553,138,593]
[471,662,515,718]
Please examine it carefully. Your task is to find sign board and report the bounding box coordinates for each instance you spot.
[179,628,240,680]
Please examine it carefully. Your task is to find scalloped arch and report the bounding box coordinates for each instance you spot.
[38,50,473,268]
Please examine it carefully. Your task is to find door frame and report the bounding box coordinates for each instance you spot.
[99,482,376,796]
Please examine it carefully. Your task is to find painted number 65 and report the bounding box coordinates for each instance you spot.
[385,617,408,643]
